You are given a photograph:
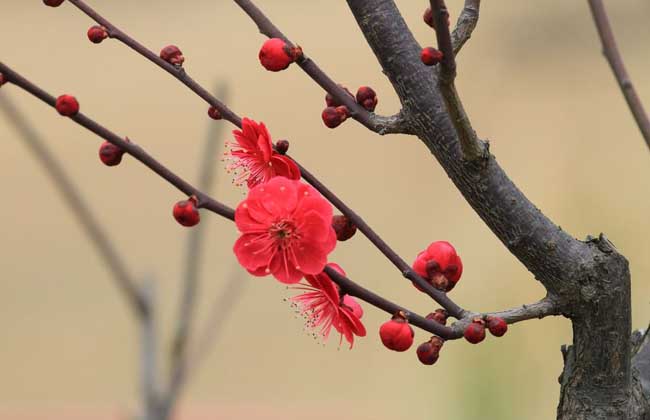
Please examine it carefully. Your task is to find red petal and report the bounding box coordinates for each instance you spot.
[233,233,275,271]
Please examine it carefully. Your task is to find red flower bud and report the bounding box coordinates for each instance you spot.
[98,141,125,167]
[423,7,451,29]
[43,0,65,6]
[275,139,290,155]
[173,196,200,227]
[207,106,222,120]
[335,106,349,122]
[464,322,486,344]
[420,47,444,66]
[425,309,448,326]
[55,94,79,117]
[417,336,444,365]
[325,86,354,107]
[87,25,108,44]
[412,241,463,293]
[160,45,184,66]
[379,312,414,352]
[0,73,7,87]
[423,7,434,28]
[332,215,357,241]
[355,86,378,112]
[258,38,294,72]
[486,316,508,337]
[321,106,343,129]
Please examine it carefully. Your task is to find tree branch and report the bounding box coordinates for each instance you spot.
[448,295,561,335]
[429,0,456,80]
[138,277,161,420]
[56,0,465,316]
[345,1,638,417]
[429,0,485,161]
[163,84,228,419]
[0,62,464,341]
[587,0,650,152]
[0,62,235,222]
[67,0,241,128]
[0,93,148,318]
[326,267,459,339]
[232,0,411,135]
[186,267,247,385]
[296,162,467,319]
[451,0,481,56]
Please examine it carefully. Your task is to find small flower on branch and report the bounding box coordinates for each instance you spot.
[225,118,300,188]
[233,176,337,284]
[291,263,366,348]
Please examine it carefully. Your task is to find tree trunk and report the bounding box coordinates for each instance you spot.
[345,0,650,417]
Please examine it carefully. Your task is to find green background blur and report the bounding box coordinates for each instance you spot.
[1,1,649,419]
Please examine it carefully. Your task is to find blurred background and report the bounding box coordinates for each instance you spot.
[1,1,649,419]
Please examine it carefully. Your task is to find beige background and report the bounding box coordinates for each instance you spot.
[1,1,649,419]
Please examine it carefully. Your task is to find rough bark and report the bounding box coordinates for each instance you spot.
[345,0,648,418]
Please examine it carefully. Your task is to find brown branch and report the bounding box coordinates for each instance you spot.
[232,0,411,135]
[449,296,560,335]
[67,0,242,128]
[0,62,235,221]
[59,0,464,316]
[451,0,481,56]
[587,0,650,151]
[0,93,148,318]
[429,0,456,79]
[186,267,247,386]
[164,84,229,418]
[296,162,467,319]
[138,277,162,420]
[429,0,485,161]
[326,267,459,339]
[0,62,462,339]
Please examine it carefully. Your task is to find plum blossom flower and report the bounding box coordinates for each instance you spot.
[291,263,366,348]
[233,176,336,283]
[226,118,300,188]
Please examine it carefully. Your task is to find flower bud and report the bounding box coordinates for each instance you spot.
[332,215,357,241]
[420,47,444,66]
[160,45,184,66]
[356,86,378,112]
[173,196,200,227]
[87,25,108,44]
[379,312,414,352]
[55,94,79,117]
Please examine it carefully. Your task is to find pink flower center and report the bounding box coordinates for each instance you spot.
[269,219,299,243]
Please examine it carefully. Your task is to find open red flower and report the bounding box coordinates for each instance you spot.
[226,118,300,188]
[412,241,463,292]
[234,176,337,283]
[291,263,366,348]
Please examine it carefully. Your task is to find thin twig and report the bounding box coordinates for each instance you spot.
[326,267,459,339]
[0,93,147,318]
[0,62,235,221]
[587,0,650,151]
[297,163,467,319]
[187,268,247,382]
[163,84,229,418]
[68,0,241,128]
[430,1,484,161]
[430,0,456,80]
[232,0,409,135]
[139,276,161,420]
[0,63,461,339]
[60,1,464,316]
[451,0,481,56]
[448,296,560,336]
